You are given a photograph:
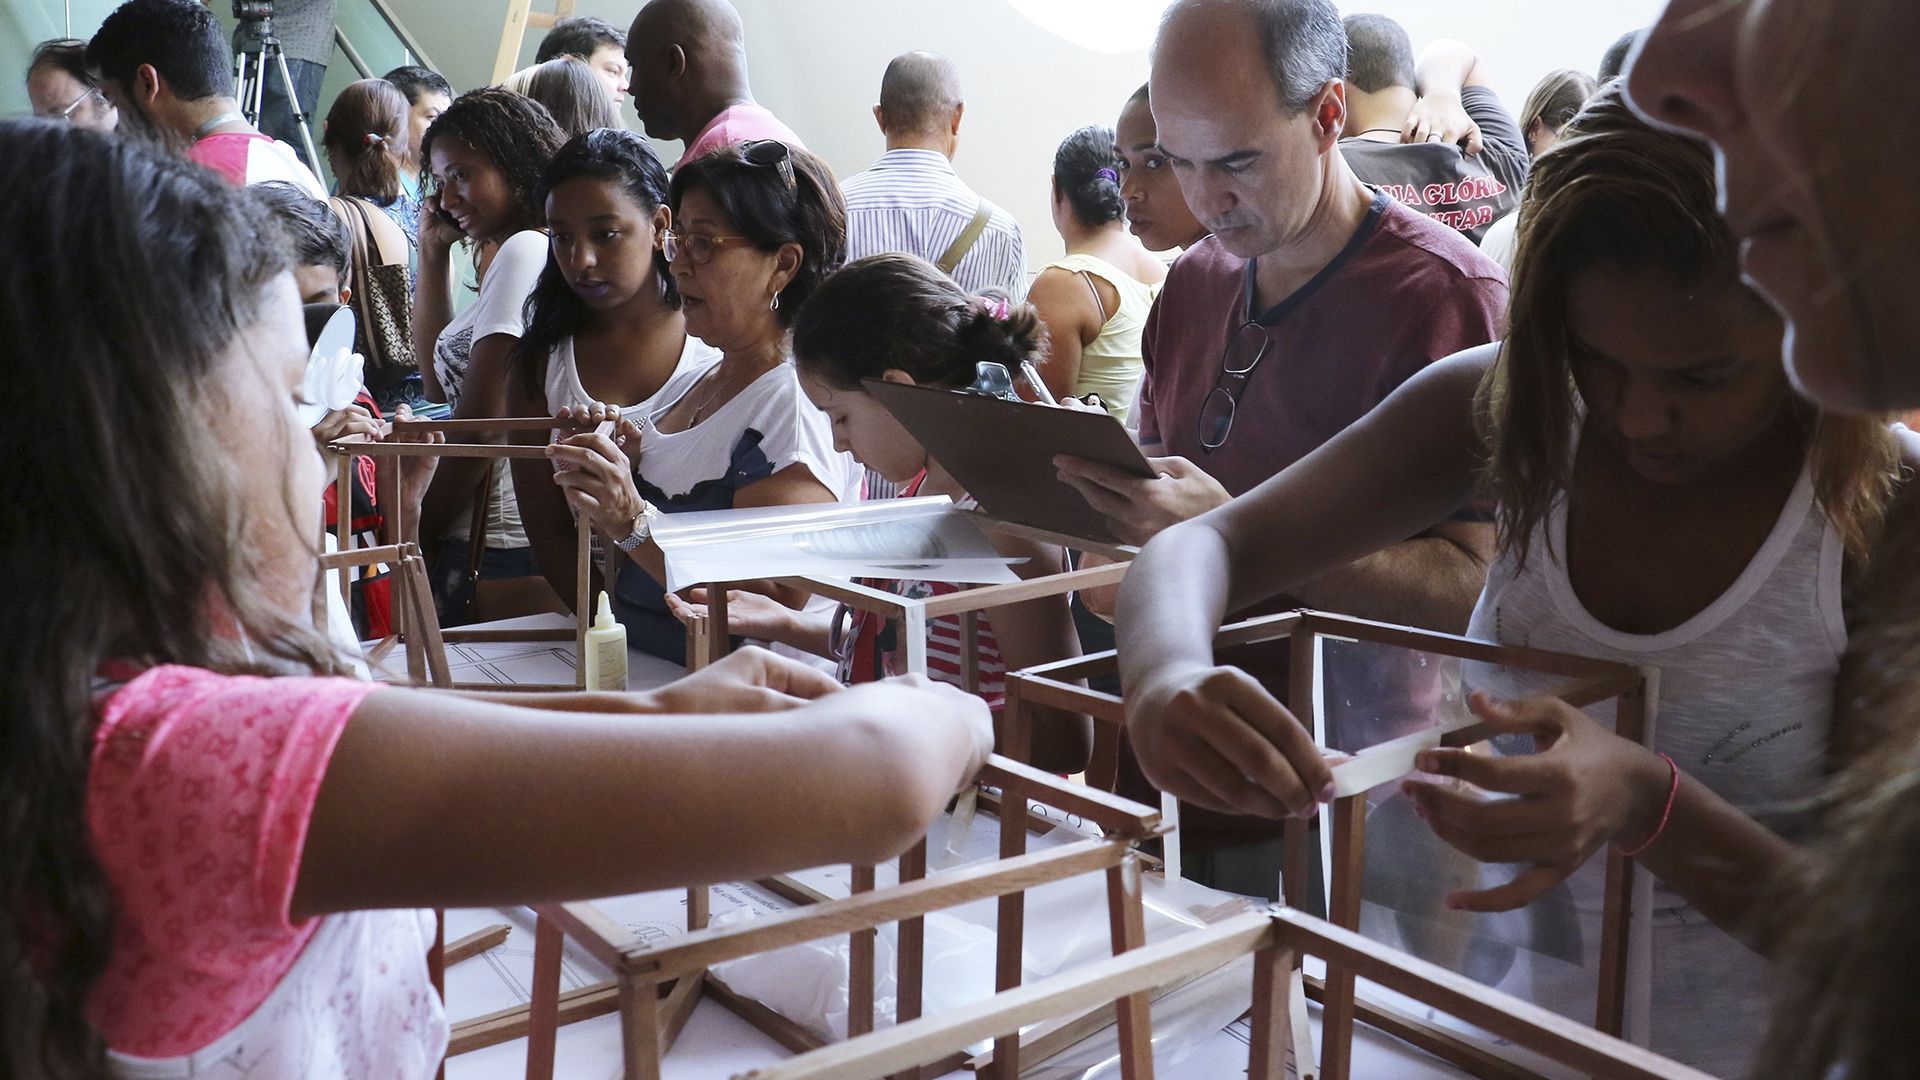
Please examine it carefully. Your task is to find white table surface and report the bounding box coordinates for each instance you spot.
[370,615,1474,1079]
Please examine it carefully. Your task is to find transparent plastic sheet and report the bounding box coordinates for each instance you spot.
[1309,635,1653,1073]
[648,495,1024,591]
[1019,953,1258,1080]
[708,814,1259,1061]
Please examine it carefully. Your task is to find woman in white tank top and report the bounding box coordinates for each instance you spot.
[1114,89,1914,1074]
[504,130,720,609]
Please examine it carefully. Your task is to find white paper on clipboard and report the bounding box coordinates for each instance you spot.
[651,495,1024,592]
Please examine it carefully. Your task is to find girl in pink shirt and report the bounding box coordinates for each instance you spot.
[0,123,990,1079]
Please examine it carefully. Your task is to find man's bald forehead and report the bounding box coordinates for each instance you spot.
[879,51,963,133]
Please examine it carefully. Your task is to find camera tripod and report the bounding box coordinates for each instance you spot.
[232,2,320,167]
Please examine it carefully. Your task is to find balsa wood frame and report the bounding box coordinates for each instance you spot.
[315,540,452,688]
[492,0,575,85]
[683,512,1135,682]
[1007,609,1657,1080]
[519,754,1165,1080]
[732,906,1713,1080]
[325,416,599,691]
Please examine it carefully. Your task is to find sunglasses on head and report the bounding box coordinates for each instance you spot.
[740,139,795,189]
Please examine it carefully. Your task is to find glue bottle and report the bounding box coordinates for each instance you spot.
[583,591,629,692]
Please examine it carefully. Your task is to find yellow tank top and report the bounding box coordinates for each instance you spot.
[1042,252,1157,424]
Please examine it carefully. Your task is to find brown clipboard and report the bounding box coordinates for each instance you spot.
[862,378,1156,545]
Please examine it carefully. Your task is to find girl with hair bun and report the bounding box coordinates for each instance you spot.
[1029,124,1165,423]
[668,252,1093,772]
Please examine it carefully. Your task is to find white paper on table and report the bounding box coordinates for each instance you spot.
[651,496,1023,592]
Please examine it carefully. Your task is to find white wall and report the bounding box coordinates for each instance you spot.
[389,0,1663,269]
[5,0,1667,267]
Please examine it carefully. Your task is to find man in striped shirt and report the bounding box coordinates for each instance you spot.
[841,52,1028,299]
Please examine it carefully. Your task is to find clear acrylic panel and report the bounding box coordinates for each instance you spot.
[1308,633,1649,1075]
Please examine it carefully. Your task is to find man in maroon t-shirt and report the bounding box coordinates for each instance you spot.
[1056,0,1507,897]
[1059,0,1505,624]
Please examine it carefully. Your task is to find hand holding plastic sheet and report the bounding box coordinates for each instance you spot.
[649,495,1024,593]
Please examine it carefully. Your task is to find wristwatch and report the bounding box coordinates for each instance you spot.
[614,500,661,551]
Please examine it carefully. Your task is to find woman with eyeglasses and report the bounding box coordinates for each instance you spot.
[664,253,1093,774]
[25,39,118,132]
[507,129,720,613]
[1113,87,1916,1074]
[549,140,859,663]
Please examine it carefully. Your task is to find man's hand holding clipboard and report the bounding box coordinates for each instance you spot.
[1052,452,1230,547]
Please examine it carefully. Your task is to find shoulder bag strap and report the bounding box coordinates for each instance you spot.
[935,196,995,276]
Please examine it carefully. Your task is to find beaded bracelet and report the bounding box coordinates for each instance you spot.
[1617,752,1678,858]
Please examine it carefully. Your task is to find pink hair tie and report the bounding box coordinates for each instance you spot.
[363,132,386,147]
[973,295,1011,322]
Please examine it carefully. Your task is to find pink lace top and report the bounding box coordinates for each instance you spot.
[86,666,442,1075]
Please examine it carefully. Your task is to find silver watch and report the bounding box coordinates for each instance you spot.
[614,501,660,551]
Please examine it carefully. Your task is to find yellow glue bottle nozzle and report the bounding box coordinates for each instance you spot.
[584,590,628,691]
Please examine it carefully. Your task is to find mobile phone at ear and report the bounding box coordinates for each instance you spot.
[435,206,461,232]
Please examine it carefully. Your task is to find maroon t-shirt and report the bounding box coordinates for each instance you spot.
[1127,189,1508,853]
[1138,189,1507,496]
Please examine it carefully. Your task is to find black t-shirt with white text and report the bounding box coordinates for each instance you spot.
[1340,86,1529,244]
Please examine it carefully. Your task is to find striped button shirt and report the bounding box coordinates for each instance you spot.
[840,148,1029,300]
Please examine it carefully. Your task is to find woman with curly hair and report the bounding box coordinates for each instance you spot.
[410,87,568,623]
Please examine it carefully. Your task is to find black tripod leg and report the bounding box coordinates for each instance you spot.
[268,45,321,169]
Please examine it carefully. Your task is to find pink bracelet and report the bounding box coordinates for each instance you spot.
[1616,753,1678,858]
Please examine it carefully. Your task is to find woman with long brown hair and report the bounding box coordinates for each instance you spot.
[0,119,990,1078]
[1630,1,1920,1076]
[523,55,622,139]
[322,78,418,246]
[322,78,422,412]
[1112,84,1913,1074]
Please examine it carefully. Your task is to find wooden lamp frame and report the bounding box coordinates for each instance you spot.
[325,416,600,691]
[683,513,1134,682]
[518,754,1166,1080]
[1006,609,1656,1080]
[735,905,1712,1080]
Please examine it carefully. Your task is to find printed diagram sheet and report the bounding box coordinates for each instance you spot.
[439,640,577,687]
[652,496,1024,592]
[367,612,687,691]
